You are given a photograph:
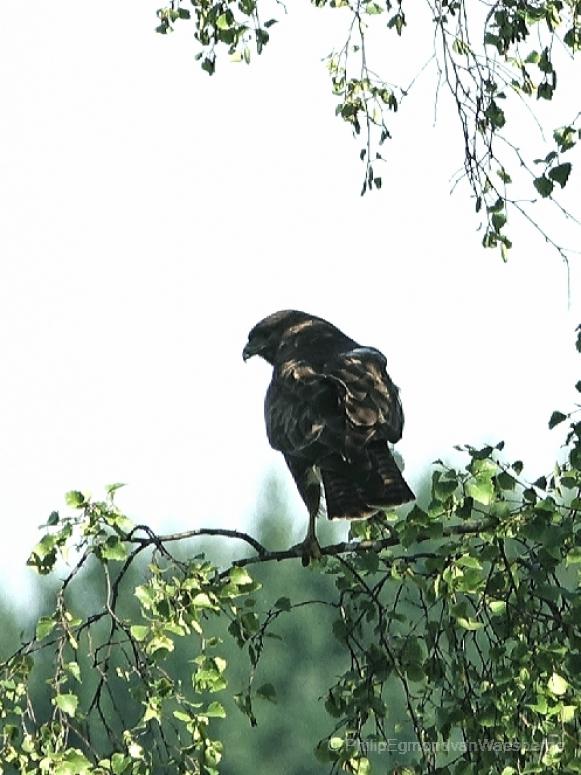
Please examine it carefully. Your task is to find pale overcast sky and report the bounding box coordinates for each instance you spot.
[0,1,579,603]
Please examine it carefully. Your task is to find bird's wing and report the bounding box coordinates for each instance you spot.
[329,346,404,445]
[265,359,342,455]
[265,347,403,460]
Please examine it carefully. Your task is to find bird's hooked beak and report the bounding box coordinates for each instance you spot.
[242,342,256,362]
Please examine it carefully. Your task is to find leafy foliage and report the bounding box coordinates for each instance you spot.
[1,331,580,773]
[6,499,259,773]
[155,0,580,258]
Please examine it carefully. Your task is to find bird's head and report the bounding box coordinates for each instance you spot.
[242,310,316,365]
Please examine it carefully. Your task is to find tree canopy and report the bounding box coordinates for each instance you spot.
[156,0,580,259]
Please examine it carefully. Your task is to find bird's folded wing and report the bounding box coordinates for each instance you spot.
[265,347,404,458]
[265,359,340,454]
[328,348,404,444]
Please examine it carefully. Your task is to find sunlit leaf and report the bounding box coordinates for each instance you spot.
[54,693,78,717]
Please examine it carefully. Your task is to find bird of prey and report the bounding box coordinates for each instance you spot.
[243,310,414,565]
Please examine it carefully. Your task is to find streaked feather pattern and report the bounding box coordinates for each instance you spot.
[243,310,414,524]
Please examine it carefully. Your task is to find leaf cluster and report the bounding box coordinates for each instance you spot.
[155,0,580,258]
[1,332,580,773]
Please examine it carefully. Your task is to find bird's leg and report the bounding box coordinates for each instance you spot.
[299,507,322,567]
[283,458,322,566]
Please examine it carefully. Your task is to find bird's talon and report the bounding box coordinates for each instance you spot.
[299,535,322,566]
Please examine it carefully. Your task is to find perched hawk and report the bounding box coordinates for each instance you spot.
[243,310,414,564]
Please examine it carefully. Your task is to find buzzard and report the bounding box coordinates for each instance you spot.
[243,310,414,565]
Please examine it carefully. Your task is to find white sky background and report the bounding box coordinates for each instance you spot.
[0,1,579,605]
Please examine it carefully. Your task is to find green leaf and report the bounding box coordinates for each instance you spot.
[164,622,185,636]
[491,212,506,231]
[201,56,215,76]
[54,692,79,717]
[365,2,383,13]
[240,611,259,633]
[134,584,156,609]
[143,700,160,722]
[65,490,86,508]
[554,126,578,152]
[533,176,554,197]
[538,48,553,73]
[107,512,133,531]
[484,32,499,48]
[36,616,56,640]
[456,617,484,631]
[527,695,548,714]
[229,567,253,586]
[55,750,92,775]
[146,634,174,654]
[29,533,57,561]
[65,661,81,682]
[110,753,130,774]
[130,625,149,642]
[100,535,128,562]
[466,477,494,505]
[548,672,568,696]
[433,471,458,500]
[496,471,516,490]
[105,482,126,496]
[256,28,269,52]
[405,663,425,682]
[192,592,217,609]
[533,475,547,490]
[387,12,405,34]
[549,410,567,429]
[205,701,227,718]
[457,554,483,570]
[488,600,507,616]
[548,162,572,188]
[216,13,230,30]
[274,596,291,611]
[537,81,554,99]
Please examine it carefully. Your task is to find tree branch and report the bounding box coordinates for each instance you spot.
[126,525,268,557]
[220,516,497,573]
[122,517,496,576]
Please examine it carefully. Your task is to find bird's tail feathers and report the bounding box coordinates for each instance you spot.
[322,445,414,521]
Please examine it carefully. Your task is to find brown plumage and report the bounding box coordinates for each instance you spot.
[243,310,414,563]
